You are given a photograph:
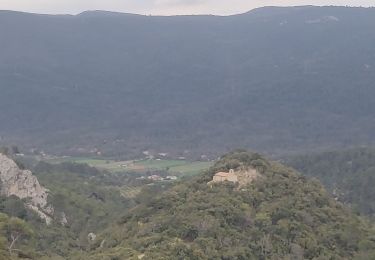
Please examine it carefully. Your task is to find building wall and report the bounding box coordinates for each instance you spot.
[213,175,224,182]
[227,174,238,182]
[212,173,238,183]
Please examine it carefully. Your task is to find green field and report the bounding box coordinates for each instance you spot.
[44,157,212,176]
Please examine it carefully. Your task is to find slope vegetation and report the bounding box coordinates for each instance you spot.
[286,147,375,218]
[85,151,375,259]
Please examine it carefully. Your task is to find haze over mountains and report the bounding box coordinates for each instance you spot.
[1,6,375,157]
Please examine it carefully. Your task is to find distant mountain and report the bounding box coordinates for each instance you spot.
[82,151,375,259]
[1,6,375,157]
[286,147,375,218]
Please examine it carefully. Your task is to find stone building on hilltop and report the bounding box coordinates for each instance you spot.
[212,169,238,183]
[208,167,260,187]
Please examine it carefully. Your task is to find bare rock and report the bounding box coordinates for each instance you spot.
[88,232,97,241]
[0,153,53,224]
[60,212,68,226]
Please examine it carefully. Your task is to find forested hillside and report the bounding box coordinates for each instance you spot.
[1,6,375,157]
[286,147,375,218]
[2,150,375,259]
[81,151,375,259]
[0,160,147,259]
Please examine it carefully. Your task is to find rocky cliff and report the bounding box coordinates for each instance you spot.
[0,153,53,224]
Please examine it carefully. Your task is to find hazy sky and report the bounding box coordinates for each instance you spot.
[0,0,374,15]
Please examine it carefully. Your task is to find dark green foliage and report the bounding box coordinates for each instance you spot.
[0,213,36,259]
[0,161,143,258]
[87,151,375,259]
[0,196,28,219]
[31,162,135,256]
[34,161,101,176]
[209,150,269,173]
[286,147,375,218]
[2,151,375,259]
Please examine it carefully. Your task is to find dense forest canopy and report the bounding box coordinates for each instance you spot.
[0,158,144,259]
[2,149,375,259]
[80,151,375,259]
[1,6,375,157]
[286,147,375,218]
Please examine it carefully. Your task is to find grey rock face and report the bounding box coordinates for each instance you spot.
[0,153,53,224]
[88,232,97,242]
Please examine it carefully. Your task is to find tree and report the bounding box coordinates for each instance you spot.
[10,146,19,155]
[4,217,33,256]
[0,214,9,258]
[0,147,9,156]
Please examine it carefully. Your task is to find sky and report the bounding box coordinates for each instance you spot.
[0,0,374,15]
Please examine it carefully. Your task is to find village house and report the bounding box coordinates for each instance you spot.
[148,175,163,181]
[212,169,238,183]
[208,167,259,187]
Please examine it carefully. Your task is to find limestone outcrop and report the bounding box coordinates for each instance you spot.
[0,153,53,224]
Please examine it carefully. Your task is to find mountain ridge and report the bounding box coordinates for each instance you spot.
[1,6,375,157]
[1,5,373,18]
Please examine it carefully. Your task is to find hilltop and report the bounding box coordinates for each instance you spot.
[82,151,375,259]
[1,150,375,259]
[1,6,375,157]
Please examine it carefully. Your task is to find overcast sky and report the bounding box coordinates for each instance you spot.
[0,0,374,15]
